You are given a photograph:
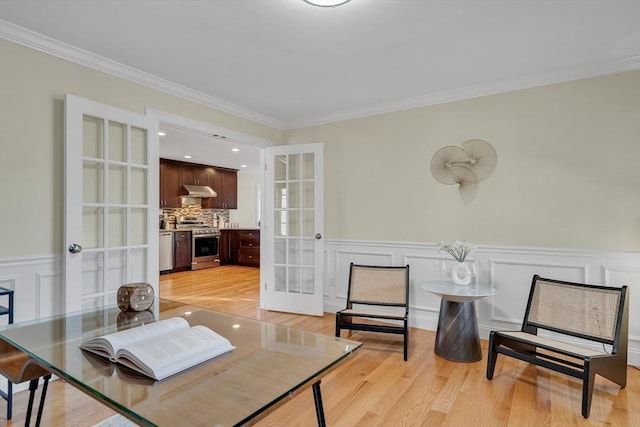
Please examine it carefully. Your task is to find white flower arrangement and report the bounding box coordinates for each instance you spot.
[439,240,475,262]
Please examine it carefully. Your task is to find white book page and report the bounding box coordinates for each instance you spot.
[116,325,235,380]
[81,317,190,360]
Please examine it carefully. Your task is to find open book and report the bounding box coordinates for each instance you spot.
[80,317,235,381]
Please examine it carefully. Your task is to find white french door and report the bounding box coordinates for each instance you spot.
[64,94,159,313]
[262,143,324,316]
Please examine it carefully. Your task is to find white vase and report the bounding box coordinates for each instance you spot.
[451,262,471,285]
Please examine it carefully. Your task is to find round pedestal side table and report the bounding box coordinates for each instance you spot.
[420,281,498,363]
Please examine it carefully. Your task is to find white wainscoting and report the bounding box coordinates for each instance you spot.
[1,243,639,366]
[323,240,640,366]
[0,255,63,325]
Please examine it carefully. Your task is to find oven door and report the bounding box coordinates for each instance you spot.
[192,234,220,269]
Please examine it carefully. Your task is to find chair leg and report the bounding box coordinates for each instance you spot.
[335,313,340,337]
[6,380,13,420]
[35,374,51,427]
[25,378,38,427]
[403,322,409,361]
[486,332,498,380]
[582,363,596,418]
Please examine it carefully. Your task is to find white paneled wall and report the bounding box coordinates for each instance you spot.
[0,255,63,325]
[1,243,638,365]
[323,240,640,366]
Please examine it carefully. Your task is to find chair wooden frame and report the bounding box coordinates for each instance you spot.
[335,263,410,361]
[0,340,52,426]
[486,274,628,418]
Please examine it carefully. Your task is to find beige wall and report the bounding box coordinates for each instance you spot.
[284,71,640,251]
[229,173,261,228]
[1,40,639,257]
[0,40,282,257]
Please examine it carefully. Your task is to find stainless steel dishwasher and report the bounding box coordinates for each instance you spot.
[159,231,174,272]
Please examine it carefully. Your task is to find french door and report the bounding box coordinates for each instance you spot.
[64,94,159,313]
[262,143,324,316]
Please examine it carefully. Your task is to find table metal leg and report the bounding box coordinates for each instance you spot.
[435,299,482,362]
[312,381,326,427]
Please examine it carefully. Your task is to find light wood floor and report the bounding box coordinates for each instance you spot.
[5,266,640,426]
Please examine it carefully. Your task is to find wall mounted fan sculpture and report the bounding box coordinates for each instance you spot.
[430,139,497,203]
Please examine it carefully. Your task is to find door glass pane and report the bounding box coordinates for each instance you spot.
[131,167,147,205]
[288,154,300,180]
[302,182,314,209]
[274,183,287,209]
[108,121,127,162]
[108,165,127,205]
[275,266,286,292]
[288,182,300,209]
[130,248,148,282]
[275,210,287,237]
[302,267,314,294]
[288,266,300,293]
[289,239,300,265]
[301,239,314,266]
[108,208,126,247]
[131,207,147,245]
[274,155,286,180]
[83,115,104,159]
[302,210,314,237]
[107,249,127,290]
[82,207,103,249]
[130,127,147,165]
[82,252,103,295]
[302,153,314,180]
[288,210,300,237]
[274,238,286,264]
[83,161,104,204]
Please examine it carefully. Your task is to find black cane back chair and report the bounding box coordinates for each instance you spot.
[486,274,628,418]
[335,263,410,361]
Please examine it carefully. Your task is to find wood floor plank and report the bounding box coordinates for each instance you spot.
[4,265,640,426]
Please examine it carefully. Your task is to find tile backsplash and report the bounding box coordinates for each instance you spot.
[160,205,229,228]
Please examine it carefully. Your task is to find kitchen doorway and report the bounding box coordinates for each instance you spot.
[147,109,272,299]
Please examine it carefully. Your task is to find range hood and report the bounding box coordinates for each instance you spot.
[181,184,217,198]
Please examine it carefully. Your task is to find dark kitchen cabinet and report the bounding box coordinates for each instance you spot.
[209,168,237,209]
[159,160,182,208]
[219,229,237,265]
[237,230,260,267]
[220,229,259,267]
[173,231,192,271]
[159,159,237,210]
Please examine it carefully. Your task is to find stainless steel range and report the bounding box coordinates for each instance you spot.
[177,216,220,270]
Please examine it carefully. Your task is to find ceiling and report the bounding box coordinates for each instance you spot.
[1,0,639,172]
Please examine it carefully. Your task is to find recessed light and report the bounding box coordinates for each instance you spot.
[232,148,240,152]
[184,155,192,159]
[241,164,247,168]
[158,131,166,136]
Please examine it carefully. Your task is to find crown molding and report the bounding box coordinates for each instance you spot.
[2,20,638,132]
[284,55,640,130]
[0,20,284,130]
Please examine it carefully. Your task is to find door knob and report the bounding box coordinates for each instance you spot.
[315,233,322,240]
[68,243,82,254]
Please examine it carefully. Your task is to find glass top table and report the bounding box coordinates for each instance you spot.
[0,299,362,426]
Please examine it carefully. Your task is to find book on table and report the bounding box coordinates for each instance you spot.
[79,316,235,381]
